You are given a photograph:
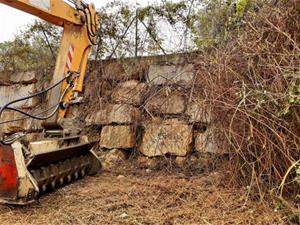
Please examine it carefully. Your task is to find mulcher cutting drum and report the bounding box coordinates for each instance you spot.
[0,136,101,205]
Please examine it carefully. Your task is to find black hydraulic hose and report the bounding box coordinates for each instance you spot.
[4,104,60,121]
[65,1,97,45]
[0,75,68,120]
[0,77,73,145]
[0,104,59,125]
[40,22,56,62]
[0,75,73,122]
[87,7,97,37]
[86,28,97,45]
[85,8,97,45]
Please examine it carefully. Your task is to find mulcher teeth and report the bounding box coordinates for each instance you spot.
[30,155,92,194]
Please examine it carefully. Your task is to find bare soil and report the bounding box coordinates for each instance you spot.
[0,169,287,225]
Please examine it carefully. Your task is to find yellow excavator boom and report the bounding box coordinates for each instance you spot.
[0,0,99,125]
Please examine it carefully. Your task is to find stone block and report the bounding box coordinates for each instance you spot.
[0,111,42,134]
[10,71,37,84]
[186,102,211,124]
[0,84,36,108]
[195,126,225,154]
[109,104,141,124]
[147,64,195,85]
[139,119,193,157]
[100,149,127,170]
[93,107,109,126]
[93,104,141,125]
[195,132,211,153]
[100,60,148,81]
[145,91,186,115]
[111,80,147,106]
[85,114,95,126]
[100,126,136,149]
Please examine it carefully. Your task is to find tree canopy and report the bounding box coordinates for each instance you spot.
[0,0,263,73]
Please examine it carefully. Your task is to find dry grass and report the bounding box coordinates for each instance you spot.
[0,168,286,225]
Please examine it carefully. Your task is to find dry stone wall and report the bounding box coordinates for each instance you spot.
[84,54,227,169]
[0,54,226,170]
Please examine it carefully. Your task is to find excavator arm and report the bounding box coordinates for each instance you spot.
[0,0,101,205]
[0,0,99,126]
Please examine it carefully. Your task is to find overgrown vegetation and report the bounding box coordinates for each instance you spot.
[95,0,260,57]
[0,0,258,71]
[0,21,60,78]
[194,0,300,202]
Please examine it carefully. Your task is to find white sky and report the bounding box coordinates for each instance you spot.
[0,0,155,42]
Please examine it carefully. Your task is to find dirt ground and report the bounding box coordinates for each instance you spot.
[0,169,288,225]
